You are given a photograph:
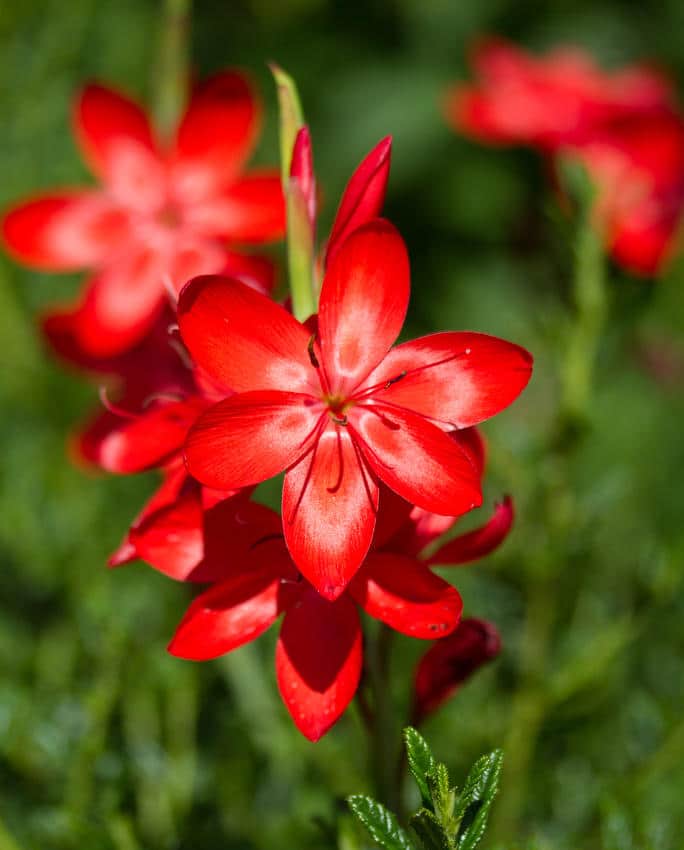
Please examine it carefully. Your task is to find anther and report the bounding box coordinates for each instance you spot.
[307,335,320,368]
[331,414,348,426]
[384,370,407,389]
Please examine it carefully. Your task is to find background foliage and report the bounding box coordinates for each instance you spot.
[1,1,683,848]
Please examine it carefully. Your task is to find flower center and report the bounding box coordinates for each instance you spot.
[324,394,351,425]
[156,204,183,229]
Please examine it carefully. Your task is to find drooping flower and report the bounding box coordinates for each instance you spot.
[448,37,673,150]
[178,219,532,599]
[168,501,464,741]
[2,73,285,357]
[411,618,502,725]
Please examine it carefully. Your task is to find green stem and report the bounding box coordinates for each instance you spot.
[286,186,317,321]
[152,0,191,141]
[493,180,607,841]
[559,180,608,439]
[367,624,401,813]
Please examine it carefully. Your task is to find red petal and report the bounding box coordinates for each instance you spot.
[177,274,316,393]
[74,83,161,188]
[318,219,410,396]
[185,390,322,490]
[282,424,378,599]
[276,589,362,741]
[71,252,167,357]
[290,126,316,230]
[2,193,130,271]
[108,464,188,567]
[186,171,285,243]
[428,496,514,566]
[168,561,287,661]
[221,250,276,294]
[350,553,462,639]
[325,137,391,267]
[352,404,481,516]
[172,71,259,195]
[412,618,501,724]
[130,479,205,579]
[94,398,207,473]
[358,332,533,429]
[199,498,284,582]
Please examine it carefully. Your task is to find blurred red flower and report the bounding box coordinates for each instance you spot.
[178,219,532,599]
[2,73,284,356]
[448,37,672,149]
[449,37,684,276]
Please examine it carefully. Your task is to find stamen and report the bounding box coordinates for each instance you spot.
[384,370,407,388]
[162,274,178,305]
[98,386,138,420]
[307,335,320,369]
[352,350,471,401]
[142,392,185,408]
[331,414,348,426]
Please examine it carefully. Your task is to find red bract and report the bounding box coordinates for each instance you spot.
[411,618,502,725]
[168,510,464,741]
[2,73,284,357]
[178,220,532,599]
[449,37,673,150]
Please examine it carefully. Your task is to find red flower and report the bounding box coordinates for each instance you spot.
[168,507,464,741]
[449,37,673,150]
[2,73,285,357]
[411,618,502,725]
[178,219,532,599]
[565,113,684,276]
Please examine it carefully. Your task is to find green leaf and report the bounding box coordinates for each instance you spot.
[409,809,450,850]
[427,763,455,827]
[347,795,415,850]
[269,63,304,185]
[404,727,437,807]
[454,750,503,850]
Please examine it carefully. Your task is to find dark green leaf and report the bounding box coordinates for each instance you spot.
[347,795,415,850]
[404,727,437,807]
[455,750,503,850]
[427,763,454,827]
[409,809,451,850]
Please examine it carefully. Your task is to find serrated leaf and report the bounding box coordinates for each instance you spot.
[404,727,437,807]
[409,809,451,850]
[347,795,415,850]
[454,750,503,850]
[427,763,454,827]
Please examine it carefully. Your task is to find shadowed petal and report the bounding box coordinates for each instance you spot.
[350,553,462,638]
[412,618,501,724]
[428,496,514,566]
[276,589,362,741]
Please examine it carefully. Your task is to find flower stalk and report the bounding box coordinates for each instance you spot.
[153,0,191,141]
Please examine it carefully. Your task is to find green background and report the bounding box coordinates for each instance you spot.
[1,1,683,848]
